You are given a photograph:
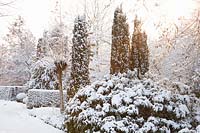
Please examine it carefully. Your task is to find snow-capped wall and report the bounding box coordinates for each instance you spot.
[27,89,67,109]
[0,86,28,101]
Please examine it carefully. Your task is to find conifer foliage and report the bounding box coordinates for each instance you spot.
[36,38,47,59]
[130,17,149,75]
[68,16,90,100]
[110,7,130,74]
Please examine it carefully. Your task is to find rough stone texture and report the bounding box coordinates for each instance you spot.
[27,89,67,109]
[0,86,28,101]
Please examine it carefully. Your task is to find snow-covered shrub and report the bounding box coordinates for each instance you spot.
[27,89,67,109]
[23,96,28,104]
[16,93,27,102]
[65,71,199,133]
[191,68,200,98]
[29,57,59,90]
[156,77,192,95]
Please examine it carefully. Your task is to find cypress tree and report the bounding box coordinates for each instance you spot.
[110,6,130,74]
[130,17,149,76]
[130,18,141,71]
[140,32,149,75]
[68,16,90,100]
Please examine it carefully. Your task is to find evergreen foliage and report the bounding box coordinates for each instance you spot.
[30,25,68,91]
[110,7,130,74]
[65,71,200,133]
[130,17,149,75]
[36,38,47,59]
[68,15,90,100]
[29,57,58,90]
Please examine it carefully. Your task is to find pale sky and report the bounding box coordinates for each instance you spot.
[0,0,198,39]
[0,0,85,38]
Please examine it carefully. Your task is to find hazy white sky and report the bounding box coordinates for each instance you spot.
[0,0,198,39]
[0,0,82,38]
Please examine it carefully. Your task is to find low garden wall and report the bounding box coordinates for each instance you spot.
[0,86,27,100]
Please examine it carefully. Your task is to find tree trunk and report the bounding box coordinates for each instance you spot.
[57,68,64,113]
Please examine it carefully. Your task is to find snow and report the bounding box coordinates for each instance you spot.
[65,71,200,132]
[196,125,200,132]
[29,107,65,130]
[16,93,27,102]
[0,100,63,133]
[28,57,59,90]
[0,88,12,100]
[16,93,27,100]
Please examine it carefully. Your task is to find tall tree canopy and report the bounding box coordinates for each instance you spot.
[110,6,130,74]
[68,15,90,100]
[130,17,149,76]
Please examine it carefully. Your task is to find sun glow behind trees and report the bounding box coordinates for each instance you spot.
[127,0,198,40]
[0,0,199,86]
[162,0,196,20]
[0,0,198,39]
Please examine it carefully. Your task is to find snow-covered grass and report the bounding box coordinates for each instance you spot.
[29,107,65,130]
[0,100,64,133]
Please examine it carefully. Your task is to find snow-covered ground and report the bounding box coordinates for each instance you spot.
[29,107,65,130]
[0,100,64,133]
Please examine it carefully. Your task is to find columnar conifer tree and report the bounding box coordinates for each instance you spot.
[130,18,141,71]
[130,17,149,75]
[68,15,90,100]
[110,6,130,74]
[140,32,149,75]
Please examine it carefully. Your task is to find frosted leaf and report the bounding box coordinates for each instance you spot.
[153,103,164,112]
[111,94,122,107]
[127,104,138,115]
[175,104,190,118]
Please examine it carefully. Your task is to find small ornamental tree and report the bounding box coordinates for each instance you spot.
[29,57,59,90]
[110,6,130,74]
[68,15,90,100]
[130,17,149,76]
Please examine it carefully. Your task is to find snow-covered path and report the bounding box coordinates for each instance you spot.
[0,100,64,133]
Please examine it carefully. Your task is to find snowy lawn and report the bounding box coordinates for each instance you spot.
[29,107,65,130]
[0,100,64,133]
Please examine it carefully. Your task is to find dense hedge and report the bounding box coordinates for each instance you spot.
[27,89,67,109]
